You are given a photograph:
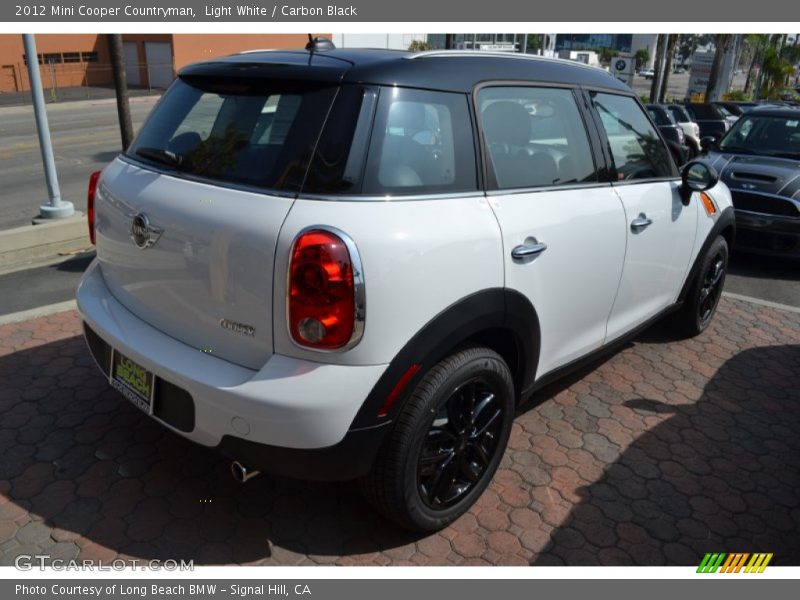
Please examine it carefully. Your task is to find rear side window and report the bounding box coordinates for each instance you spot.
[592,92,674,181]
[362,88,477,195]
[477,86,597,190]
[667,105,690,123]
[128,77,337,192]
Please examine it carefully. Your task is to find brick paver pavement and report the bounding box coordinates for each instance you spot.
[0,297,798,566]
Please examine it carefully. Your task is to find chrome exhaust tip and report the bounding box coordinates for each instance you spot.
[230,460,260,483]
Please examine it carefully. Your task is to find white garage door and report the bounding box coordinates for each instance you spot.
[123,42,140,87]
[144,42,174,89]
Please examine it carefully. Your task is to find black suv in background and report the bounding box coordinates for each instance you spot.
[685,103,732,143]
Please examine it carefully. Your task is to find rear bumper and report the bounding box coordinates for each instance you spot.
[735,209,800,257]
[76,260,390,477]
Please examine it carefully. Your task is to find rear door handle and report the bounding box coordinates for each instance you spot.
[511,241,548,260]
[630,213,653,232]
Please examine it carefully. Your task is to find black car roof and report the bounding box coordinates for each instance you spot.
[745,106,800,118]
[178,48,631,94]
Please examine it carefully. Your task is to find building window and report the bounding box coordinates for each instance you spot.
[82,51,98,63]
[42,53,62,64]
[63,52,81,63]
[22,54,43,65]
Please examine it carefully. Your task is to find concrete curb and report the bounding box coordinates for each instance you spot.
[722,291,800,314]
[0,214,91,271]
[0,299,76,326]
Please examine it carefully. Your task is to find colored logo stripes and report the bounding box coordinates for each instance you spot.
[697,553,773,573]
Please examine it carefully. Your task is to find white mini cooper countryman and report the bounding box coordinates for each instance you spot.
[78,42,734,531]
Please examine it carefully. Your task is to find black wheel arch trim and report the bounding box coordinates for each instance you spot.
[677,205,735,305]
[349,288,540,430]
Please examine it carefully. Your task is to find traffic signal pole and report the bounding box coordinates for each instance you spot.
[22,33,75,221]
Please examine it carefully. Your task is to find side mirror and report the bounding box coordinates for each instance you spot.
[700,136,717,152]
[680,161,719,205]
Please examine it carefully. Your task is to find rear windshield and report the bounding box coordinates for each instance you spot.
[687,104,720,119]
[127,77,336,191]
[667,105,690,123]
[647,107,674,126]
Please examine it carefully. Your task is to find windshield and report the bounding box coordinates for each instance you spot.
[719,114,800,158]
[127,77,337,191]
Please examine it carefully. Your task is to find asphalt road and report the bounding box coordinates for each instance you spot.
[0,97,156,230]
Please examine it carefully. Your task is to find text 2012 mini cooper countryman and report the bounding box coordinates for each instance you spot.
[78,43,735,531]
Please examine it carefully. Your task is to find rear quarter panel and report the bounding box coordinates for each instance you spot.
[273,196,504,366]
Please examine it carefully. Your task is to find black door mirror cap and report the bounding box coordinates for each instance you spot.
[679,160,719,205]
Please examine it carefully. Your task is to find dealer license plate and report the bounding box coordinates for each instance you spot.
[110,350,154,414]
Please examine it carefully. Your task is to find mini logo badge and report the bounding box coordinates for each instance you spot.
[130,213,162,249]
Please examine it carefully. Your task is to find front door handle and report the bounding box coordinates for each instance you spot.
[630,213,653,232]
[511,241,548,260]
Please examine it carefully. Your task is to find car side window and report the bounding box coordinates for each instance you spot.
[477,86,597,190]
[362,88,477,195]
[592,92,673,181]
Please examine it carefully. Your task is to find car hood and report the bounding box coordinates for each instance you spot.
[706,152,800,198]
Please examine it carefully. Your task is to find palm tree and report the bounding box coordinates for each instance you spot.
[705,34,733,101]
[744,34,768,95]
[659,34,678,102]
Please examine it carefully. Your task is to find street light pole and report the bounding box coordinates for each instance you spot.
[22,33,74,221]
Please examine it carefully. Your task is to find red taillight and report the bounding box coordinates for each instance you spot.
[87,171,100,245]
[288,229,363,350]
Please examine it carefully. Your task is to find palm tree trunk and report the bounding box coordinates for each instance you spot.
[650,34,667,101]
[659,34,678,102]
[705,34,731,101]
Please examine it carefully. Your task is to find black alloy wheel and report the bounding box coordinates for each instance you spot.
[360,346,515,531]
[698,252,725,327]
[417,376,504,509]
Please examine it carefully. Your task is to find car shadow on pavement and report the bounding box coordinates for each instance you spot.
[729,252,800,283]
[529,343,800,565]
[0,335,420,566]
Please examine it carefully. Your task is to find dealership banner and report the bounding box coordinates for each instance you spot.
[1,0,792,22]
[3,579,799,599]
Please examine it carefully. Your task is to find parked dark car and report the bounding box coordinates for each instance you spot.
[702,106,800,256]
[646,104,690,163]
[685,103,732,142]
[713,101,755,117]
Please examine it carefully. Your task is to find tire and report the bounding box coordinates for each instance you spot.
[673,235,728,337]
[360,346,515,531]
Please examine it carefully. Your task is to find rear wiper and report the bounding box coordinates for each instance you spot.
[135,147,183,168]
